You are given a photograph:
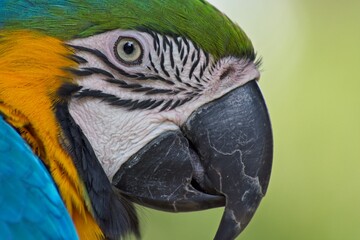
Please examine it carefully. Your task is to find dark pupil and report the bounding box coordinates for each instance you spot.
[123,42,134,55]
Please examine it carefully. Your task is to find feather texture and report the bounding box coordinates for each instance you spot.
[0,30,104,239]
[0,115,78,240]
[0,0,254,60]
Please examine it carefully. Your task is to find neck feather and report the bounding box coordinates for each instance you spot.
[0,30,103,239]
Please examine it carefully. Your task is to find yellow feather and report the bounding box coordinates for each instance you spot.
[0,30,104,240]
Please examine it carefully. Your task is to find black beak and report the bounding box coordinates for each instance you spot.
[113,81,273,239]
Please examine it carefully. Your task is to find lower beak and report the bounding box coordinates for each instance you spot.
[113,81,273,239]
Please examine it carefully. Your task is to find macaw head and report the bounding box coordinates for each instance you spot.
[0,1,272,239]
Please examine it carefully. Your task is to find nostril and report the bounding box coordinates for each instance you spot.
[219,66,235,80]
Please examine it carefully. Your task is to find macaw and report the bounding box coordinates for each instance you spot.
[0,1,273,239]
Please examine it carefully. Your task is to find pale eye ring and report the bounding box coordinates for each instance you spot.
[114,37,143,65]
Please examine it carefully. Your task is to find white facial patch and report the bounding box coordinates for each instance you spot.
[67,29,259,180]
[69,99,179,180]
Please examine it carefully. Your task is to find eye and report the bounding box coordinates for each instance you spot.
[114,37,143,65]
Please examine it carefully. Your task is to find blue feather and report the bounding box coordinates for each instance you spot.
[0,0,75,27]
[0,116,78,240]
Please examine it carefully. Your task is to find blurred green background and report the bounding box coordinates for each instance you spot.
[141,1,360,239]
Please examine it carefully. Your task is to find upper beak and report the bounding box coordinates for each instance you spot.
[113,80,273,239]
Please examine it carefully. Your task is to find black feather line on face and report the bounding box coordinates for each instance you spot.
[147,99,164,110]
[191,51,196,62]
[64,67,94,77]
[67,54,88,64]
[174,37,181,53]
[182,37,190,53]
[169,99,182,110]
[57,83,83,99]
[189,47,201,80]
[55,103,140,240]
[83,67,115,78]
[180,47,185,61]
[182,51,189,67]
[105,79,177,96]
[194,76,201,83]
[160,52,170,77]
[145,88,174,95]
[149,53,159,74]
[169,41,175,69]
[162,35,169,52]
[160,100,173,111]
[74,89,177,111]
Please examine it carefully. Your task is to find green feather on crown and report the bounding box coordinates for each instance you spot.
[0,0,254,60]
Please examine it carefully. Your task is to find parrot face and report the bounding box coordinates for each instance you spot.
[67,29,260,179]
[64,29,271,239]
[0,1,273,239]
